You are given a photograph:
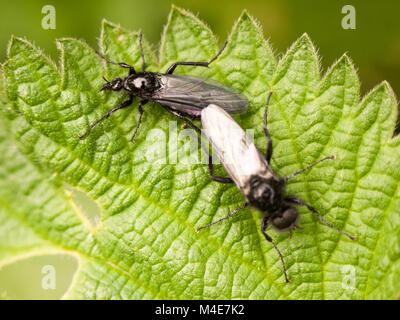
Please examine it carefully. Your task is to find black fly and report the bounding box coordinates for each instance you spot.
[197,92,356,282]
[79,34,248,142]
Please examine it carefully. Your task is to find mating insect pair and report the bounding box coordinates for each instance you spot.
[80,36,355,282]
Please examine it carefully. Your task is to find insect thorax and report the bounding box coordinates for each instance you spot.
[124,73,161,97]
[246,175,285,213]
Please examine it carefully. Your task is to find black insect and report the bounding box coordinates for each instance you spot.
[197,92,355,282]
[79,34,248,142]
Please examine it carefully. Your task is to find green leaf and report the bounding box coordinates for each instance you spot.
[1,6,400,299]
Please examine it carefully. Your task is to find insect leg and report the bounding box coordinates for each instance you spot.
[139,33,146,72]
[196,202,248,232]
[207,158,233,184]
[79,96,134,139]
[285,196,356,240]
[263,91,273,163]
[261,216,290,283]
[203,134,234,183]
[96,52,136,75]
[163,107,233,183]
[130,100,148,142]
[284,155,336,181]
[165,41,228,74]
[163,107,202,134]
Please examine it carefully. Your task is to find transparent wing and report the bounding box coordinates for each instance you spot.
[201,104,272,191]
[153,74,248,116]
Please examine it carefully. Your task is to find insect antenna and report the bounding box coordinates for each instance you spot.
[100,76,111,92]
[284,155,336,181]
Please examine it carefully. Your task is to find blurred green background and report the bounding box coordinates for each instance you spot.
[0,0,400,299]
[1,0,400,99]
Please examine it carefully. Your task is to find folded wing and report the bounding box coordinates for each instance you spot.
[153,74,248,116]
[201,104,269,191]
